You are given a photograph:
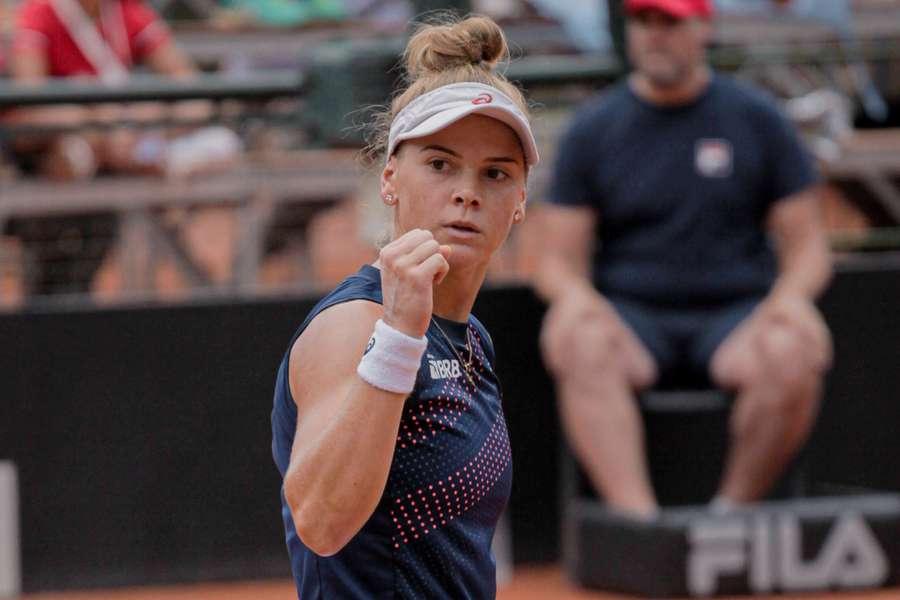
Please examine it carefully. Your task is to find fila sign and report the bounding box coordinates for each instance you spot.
[687,512,889,596]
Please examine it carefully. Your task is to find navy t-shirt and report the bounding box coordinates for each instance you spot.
[271,265,511,599]
[548,74,818,305]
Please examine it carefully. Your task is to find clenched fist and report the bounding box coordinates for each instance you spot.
[378,229,452,338]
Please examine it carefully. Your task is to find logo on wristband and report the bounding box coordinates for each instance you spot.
[364,336,376,355]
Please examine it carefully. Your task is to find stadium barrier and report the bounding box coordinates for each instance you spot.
[0,255,898,592]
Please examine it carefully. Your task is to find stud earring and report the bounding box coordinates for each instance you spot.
[384,193,396,205]
[513,210,522,223]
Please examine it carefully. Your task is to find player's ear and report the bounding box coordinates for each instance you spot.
[381,155,398,205]
[513,190,526,224]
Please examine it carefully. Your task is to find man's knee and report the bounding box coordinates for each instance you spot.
[557,331,638,399]
[732,327,822,423]
[758,323,826,391]
[716,321,819,388]
[571,327,627,371]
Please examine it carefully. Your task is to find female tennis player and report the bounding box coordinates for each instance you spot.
[270,14,539,599]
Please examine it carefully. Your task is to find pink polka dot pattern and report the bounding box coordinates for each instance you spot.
[397,388,470,449]
[396,324,489,450]
[390,415,511,548]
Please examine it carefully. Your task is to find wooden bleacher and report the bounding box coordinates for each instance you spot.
[826,129,900,226]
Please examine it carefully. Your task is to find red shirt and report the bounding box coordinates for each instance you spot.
[13,0,171,77]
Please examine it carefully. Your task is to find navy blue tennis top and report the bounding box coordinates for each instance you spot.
[549,74,818,305]
[271,264,511,599]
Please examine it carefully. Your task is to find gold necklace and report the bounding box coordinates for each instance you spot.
[430,317,477,389]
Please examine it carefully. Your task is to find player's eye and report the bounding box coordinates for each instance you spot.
[486,167,509,181]
[429,159,448,171]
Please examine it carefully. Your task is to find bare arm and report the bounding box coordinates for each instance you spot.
[10,44,48,83]
[532,204,597,303]
[143,38,196,78]
[766,186,833,300]
[749,186,834,372]
[533,204,655,385]
[142,40,214,125]
[6,47,91,132]
[284,300,406,557]
[284,229,450,556]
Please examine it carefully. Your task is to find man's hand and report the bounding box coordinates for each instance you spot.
[540,283,656,388]
[712,291,832,391]
[757,291,833,373]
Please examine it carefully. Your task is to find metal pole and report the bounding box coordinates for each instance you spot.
[0,462,20,598]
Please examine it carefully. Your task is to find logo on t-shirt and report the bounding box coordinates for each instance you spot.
[428,357,461,380]
[695,138,733,178]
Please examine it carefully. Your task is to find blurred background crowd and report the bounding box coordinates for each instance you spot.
[0,0,898,308]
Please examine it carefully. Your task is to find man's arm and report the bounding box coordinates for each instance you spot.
[6,44,94,149]
[754,186,834,372]
[534,202,654,385]
[143,39,196,79]
[9,43,47,82]
[532,203,597,304]
[766,186,833,301]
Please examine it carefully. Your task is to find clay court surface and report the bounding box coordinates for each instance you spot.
[18,567,900,600]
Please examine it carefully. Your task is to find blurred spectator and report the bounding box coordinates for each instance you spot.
[0,0,242,298]
[213,0,411,29]
[535,0,833,518]
[3,0,240,179]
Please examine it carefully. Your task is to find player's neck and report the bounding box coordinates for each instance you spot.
[630,65,711,107]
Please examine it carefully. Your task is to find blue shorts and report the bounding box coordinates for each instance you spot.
[607,294,764,388]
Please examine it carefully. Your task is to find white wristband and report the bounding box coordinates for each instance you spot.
[357,319,428,394]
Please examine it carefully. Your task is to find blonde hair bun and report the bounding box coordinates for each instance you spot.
[405,15,509,81]
[363,13,529,164]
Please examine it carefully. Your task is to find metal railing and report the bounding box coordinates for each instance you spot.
[0,70,304,108]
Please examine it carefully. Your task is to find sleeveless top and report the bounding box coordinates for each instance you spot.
[271,264,512,599]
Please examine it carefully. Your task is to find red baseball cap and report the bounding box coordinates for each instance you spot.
[624,0,714,19]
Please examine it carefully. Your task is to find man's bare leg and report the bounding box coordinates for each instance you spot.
[714,325,824,504]
[558,370,658,518]
[717,378,820,503]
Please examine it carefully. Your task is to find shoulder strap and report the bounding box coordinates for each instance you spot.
[50,0,129,84]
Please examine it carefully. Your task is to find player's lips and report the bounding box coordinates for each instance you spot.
[443,220,481,236]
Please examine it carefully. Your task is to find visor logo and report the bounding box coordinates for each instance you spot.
[472,93,493,105]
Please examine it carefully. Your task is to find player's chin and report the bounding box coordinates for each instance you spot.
[445,241,491,268]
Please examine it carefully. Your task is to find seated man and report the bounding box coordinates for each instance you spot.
[535,0,833,518]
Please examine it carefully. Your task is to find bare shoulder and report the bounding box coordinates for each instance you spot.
[288,299,384,406]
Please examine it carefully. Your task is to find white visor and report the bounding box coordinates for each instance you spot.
[386,82,539,168]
